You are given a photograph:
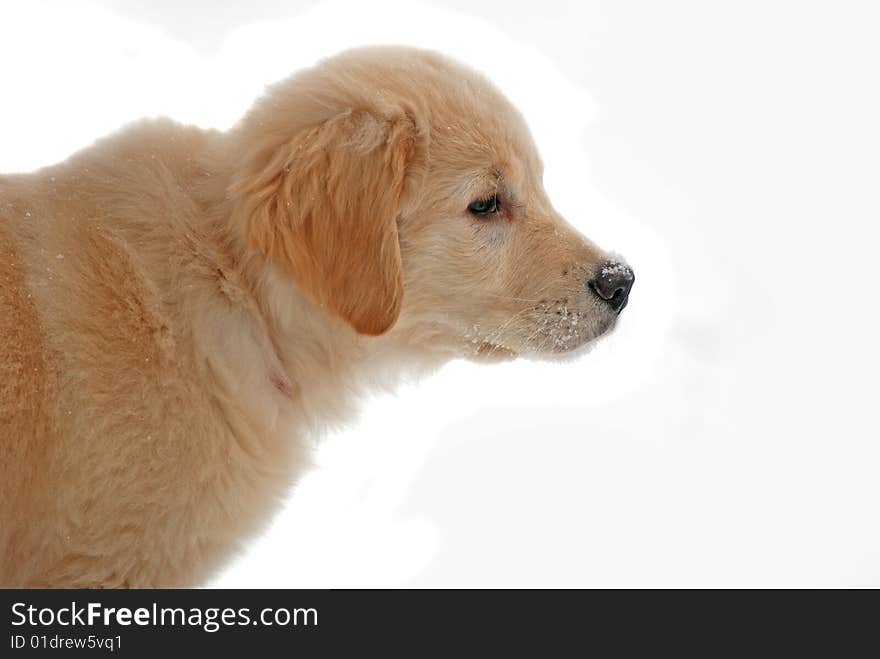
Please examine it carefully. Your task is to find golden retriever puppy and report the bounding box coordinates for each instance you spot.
[0,46,634,587]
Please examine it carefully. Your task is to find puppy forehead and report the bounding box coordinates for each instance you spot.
[427,112,541,197]
[319,47,542,185]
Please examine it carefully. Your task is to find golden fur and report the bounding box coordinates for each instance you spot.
[0,47,628,587]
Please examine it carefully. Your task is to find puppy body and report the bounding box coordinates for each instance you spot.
[0,47,630,587]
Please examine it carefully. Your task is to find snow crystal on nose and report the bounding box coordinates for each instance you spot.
[600,262,630,278]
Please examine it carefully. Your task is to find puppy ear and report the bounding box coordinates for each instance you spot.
[235,111,416,335]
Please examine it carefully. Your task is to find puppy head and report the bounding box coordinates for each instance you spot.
[231,47,632,357]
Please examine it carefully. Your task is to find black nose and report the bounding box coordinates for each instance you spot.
[588,262,634,313]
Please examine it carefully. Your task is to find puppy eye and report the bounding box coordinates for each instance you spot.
[467,193,500,218]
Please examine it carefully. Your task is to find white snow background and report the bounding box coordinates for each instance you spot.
[1,0,878,586]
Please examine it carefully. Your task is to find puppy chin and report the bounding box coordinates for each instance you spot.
[472,342,519,363]
[526,314,619,363]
